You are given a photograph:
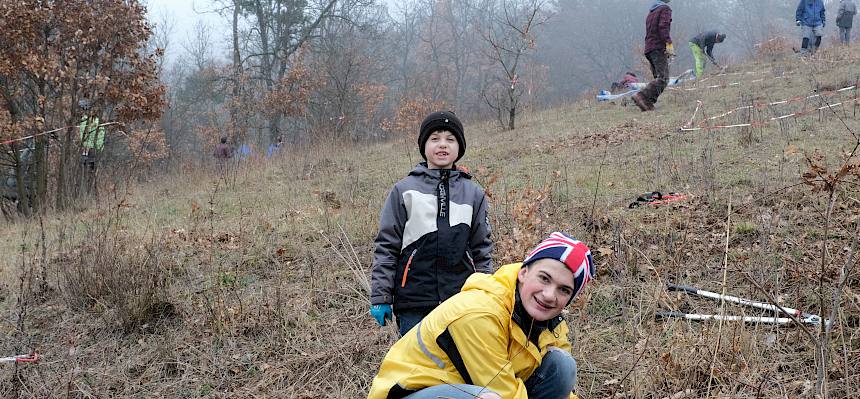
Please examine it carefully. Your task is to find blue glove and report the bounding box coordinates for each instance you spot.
[370,304,393,326]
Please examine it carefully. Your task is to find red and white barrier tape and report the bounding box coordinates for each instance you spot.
[680,84,859,131]
[672,75,793,92]
[680,97,859,132]
[0,122,120,146]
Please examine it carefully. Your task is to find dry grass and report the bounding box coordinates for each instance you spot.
[2,45,860,397]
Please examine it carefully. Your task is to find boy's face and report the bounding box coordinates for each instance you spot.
[517,259,575,321]
[424,130,459,169]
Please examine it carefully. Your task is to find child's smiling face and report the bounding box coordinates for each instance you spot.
[517,259,575,321]
[424,130,459,169]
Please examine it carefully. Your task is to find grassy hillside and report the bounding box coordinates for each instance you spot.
[2,46,860,398]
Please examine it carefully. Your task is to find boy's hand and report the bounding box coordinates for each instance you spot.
[370,304,393,326]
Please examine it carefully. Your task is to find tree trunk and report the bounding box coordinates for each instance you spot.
[33,135,47,212]
[230,0,245,142]
[56,125,74,210]
[11,143,31,216]
[32,80,48,213]
[252,0,276,143]
[507,82,516,130]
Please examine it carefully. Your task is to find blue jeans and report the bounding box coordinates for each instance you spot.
[403,348,577,399]
[396,309,431,337]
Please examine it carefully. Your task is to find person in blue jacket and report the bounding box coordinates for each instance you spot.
[796,0,826,55]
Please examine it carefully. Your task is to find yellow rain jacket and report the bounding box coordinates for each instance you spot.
[367,263,577,399]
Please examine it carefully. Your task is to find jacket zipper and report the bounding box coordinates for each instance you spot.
[401,249,418,287]
[465,250,476,272]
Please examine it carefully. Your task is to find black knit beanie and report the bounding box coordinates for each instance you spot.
[417,111,466,162]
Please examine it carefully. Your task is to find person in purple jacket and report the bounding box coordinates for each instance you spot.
[633,0,673,112]
[213,136,233,176]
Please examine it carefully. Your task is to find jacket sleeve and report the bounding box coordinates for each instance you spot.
[447,313,530,399]
[370,186,405,305]
[470,190,494,274]
[821,2,826,23]
[796,1,804,22]
[660,8,672,45]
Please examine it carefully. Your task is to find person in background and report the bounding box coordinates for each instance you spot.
[238,143,252,162]
[266,136,283,158]
[632,0,673,112]
[213,137,233,176]
[78,99,105,171]
[78,99,105,193]
[610,72,640,92]
[689,31,726,78]
[796,0,826,55]
[837,0,857,45]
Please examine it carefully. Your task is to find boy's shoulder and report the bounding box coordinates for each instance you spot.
[389,164,486,197]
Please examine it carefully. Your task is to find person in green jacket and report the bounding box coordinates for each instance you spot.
[368,232,595,399]
[78,99,105,170]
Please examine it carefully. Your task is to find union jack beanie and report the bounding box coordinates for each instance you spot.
[523,232,596,301]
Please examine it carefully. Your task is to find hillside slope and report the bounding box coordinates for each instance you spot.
[2,46,860,398]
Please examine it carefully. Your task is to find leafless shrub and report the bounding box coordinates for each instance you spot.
[489,171,560,263]
[56,228,176,333]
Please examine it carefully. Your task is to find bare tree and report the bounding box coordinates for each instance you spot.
[304,2,391,141]
[481,0,551,130]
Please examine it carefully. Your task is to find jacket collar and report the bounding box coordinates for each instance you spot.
[512,288,564,346]
[462,263,564,360]
[408,162,472,180]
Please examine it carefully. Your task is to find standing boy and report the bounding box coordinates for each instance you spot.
[367,232,596,399]
[632,0,673,112]
[370,111,494,337]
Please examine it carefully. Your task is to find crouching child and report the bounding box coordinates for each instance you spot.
[368,232,595,399]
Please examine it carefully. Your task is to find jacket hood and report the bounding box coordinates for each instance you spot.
[650,1,669,11]
[408,162,473,180]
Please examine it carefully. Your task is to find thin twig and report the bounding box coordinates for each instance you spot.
[706,192,732,397]
[589,139,609,242]
[618,334,651,387]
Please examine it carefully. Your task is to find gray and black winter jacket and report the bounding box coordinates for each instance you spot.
[370,163,493,311]
[838,0,857,28]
